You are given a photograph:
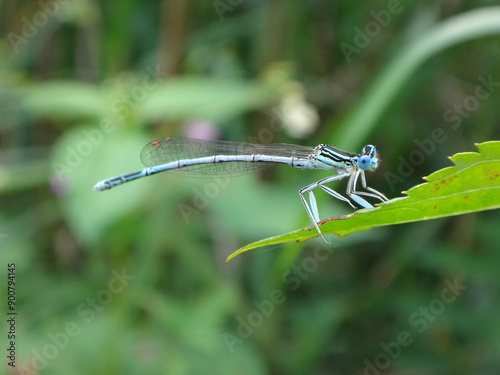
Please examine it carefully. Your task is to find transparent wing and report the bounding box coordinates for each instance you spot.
[140,137,315,177]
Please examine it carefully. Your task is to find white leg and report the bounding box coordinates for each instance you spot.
[318,184,356,209]
[349,193,374,209]
[299,189,329,243]
[299,172,351,243]
[360,172,388,201]
[308,190,320,222]
[347,170,388,207]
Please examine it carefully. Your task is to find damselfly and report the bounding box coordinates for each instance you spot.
[94,137,388,243]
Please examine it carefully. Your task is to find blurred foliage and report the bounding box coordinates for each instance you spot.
[1,1,500,374]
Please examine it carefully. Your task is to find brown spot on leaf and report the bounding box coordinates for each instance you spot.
[440,175,458,185]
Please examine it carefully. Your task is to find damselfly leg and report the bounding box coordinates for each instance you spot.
[299,169,388,243]
[299,172,354,243]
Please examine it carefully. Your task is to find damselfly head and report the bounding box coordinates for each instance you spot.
[357,145,379,171]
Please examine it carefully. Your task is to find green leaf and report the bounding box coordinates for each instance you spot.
[226,141,500,262]
[22,81,107,121]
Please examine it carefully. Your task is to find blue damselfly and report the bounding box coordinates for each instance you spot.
[94,137,388,242]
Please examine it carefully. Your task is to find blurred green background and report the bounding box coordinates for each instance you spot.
[2,1,500,374]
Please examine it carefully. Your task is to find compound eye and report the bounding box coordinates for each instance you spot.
[363,145,376,157]
[358,155,372,170]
